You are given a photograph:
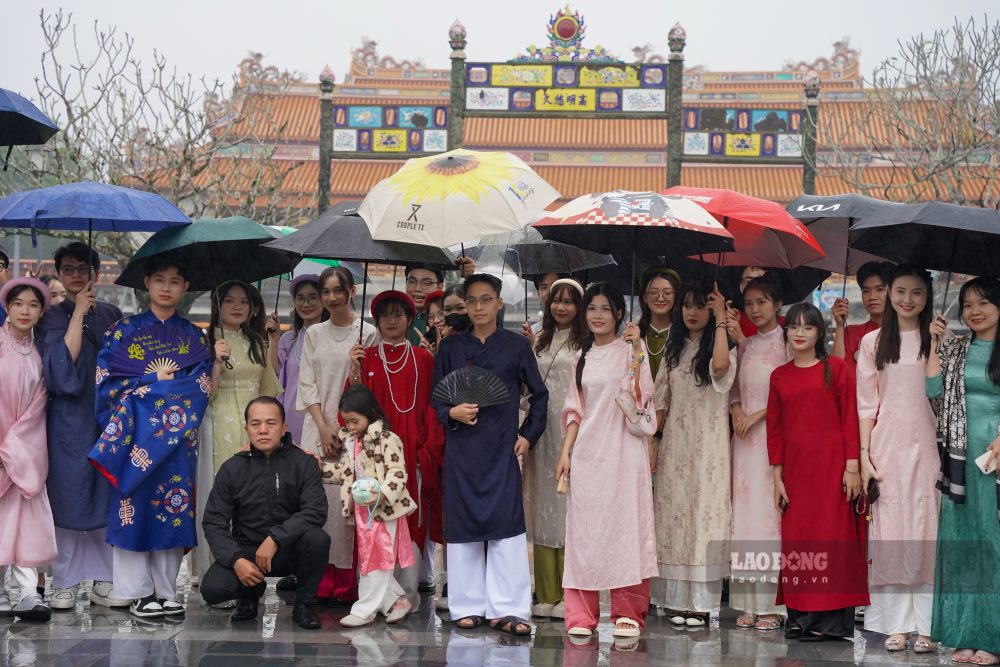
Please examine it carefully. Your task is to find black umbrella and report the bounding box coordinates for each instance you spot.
[116,216,298,292]
[584,254,828,305]
[851,201,1000,310]
[0,88,59,170]
[263,206,456,342]
[786,194,901,294]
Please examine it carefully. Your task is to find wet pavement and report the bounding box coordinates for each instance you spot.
[1,570,953,666]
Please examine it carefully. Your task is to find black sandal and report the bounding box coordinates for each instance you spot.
[454,615,486,629]
[491,615,532,636]
[784,624,802,640]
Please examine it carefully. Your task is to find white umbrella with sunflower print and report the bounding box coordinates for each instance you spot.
[359,148,560,249]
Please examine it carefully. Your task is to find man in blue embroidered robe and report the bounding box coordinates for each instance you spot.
[88,259,212,619]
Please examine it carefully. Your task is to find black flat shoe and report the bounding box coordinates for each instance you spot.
[293,602,321,629]
[799,631,832,642]
[230,596,258,622]
[418,582,436,593]
[275,576,297,592]
[784,625,802,640]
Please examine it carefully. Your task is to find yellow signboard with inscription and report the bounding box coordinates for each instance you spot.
[372,129,408,153]
[533,88,597,112]
[725,133,761,157]
[579,65,640,88]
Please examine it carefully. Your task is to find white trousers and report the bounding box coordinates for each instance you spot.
[420,539,437,585]
[112,547,184,600]
[395,542,422,612]
[352,518,406,619]
[5,565,39,603]
[729,577,785,616]
[52,527,114,589]
[651,577,723,614]
[447,533,531,620]
[865,584,934,636]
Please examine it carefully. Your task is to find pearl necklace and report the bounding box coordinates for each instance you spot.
[328,317,358,344]
[646,326,668,358]
[3,323,34,355]
[379,341,418,413]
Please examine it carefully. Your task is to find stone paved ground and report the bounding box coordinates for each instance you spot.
[1,574,948,667]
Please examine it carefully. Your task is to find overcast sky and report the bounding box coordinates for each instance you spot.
[3,0,995,99]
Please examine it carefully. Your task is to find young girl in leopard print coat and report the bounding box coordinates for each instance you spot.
[322,385,417,627]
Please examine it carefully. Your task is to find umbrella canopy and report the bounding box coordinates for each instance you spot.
[663,186,824,268]
[0,181,190,243]
[359,148,560,247]
[268,225,368,283]
[786,193,902,275]
[116,216,298,291]
[533,190,734,258]
[465,227,615,277]
[264,207,456,269]
[0,88,58,169]
[850,201,1000,278]
[583,254,829,304]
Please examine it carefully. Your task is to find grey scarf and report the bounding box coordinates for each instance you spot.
[935,335,1000,524]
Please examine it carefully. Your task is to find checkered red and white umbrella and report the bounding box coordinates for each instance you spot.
[533,190,734,259]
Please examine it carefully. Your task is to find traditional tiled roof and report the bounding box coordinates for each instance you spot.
[206,158,995,212]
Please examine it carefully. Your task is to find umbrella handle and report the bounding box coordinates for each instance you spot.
[214,283,234,370]
[359,262,369,345]
[275,274,283,313]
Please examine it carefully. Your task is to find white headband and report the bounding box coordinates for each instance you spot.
[549,278,584,296]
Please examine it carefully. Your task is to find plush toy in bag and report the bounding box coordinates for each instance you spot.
[351,477,381,527]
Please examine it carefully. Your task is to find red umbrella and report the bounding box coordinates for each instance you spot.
[663,186,825,269]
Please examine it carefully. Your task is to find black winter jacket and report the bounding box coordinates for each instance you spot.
[202,436,328,567]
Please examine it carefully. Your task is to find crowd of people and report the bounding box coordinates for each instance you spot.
[0,239,998,663]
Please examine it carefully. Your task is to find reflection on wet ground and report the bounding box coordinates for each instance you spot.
[0,566,951,666]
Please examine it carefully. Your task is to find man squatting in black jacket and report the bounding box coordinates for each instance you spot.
[201,396,329,630]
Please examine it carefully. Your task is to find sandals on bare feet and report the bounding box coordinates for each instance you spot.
[913,638,938,654]
[612,617,641,638]
[490,616,531,636]
[971,651,1000,666]
[454,615,485,629]
[953,649,977,663]
[736,613,758,628]
[755,616,783,631]
[385,597,411,624]
[885,635,909,652]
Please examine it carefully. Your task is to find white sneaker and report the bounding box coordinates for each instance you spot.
[130,597,165,618]
[91,581,130,608]
[49,586,78,610]
[669,614,687,625]
[157,598,185,616]
[340,613,375,628]
[13,593,52,622]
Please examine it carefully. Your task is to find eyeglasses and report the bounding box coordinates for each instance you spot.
[293,294,320,305]
[0,262,8,272]
[59,265,92,277]
[464,296,497,308]
[427,312,444,322]
[406,278,438,290]
[645,289,675,300]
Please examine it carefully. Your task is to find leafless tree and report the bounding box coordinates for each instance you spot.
[0,9,315,269]
[819,16,1000,208]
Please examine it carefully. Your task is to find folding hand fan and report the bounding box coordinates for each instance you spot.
[432,366,510,408]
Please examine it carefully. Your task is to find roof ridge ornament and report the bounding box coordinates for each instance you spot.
[513,5,619,63]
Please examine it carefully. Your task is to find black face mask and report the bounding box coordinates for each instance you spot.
[444,312,471,332]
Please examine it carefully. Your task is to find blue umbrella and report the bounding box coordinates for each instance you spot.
[0,88,59,170]
[0,180,190,248]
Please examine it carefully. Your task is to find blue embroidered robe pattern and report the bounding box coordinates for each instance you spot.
[87,311,212,552]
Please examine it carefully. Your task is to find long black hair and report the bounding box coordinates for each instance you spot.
[208,281,268,366]
[959,277,1000,387]
[784,302,832,388]
[319,266,356,313]
[638,268,682,338]
[338,384,391,431]
[290,277,329,343]
[536,281,586,355]
[875,264,933,370]
[664,279,717,387]
[575,282,627,390]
